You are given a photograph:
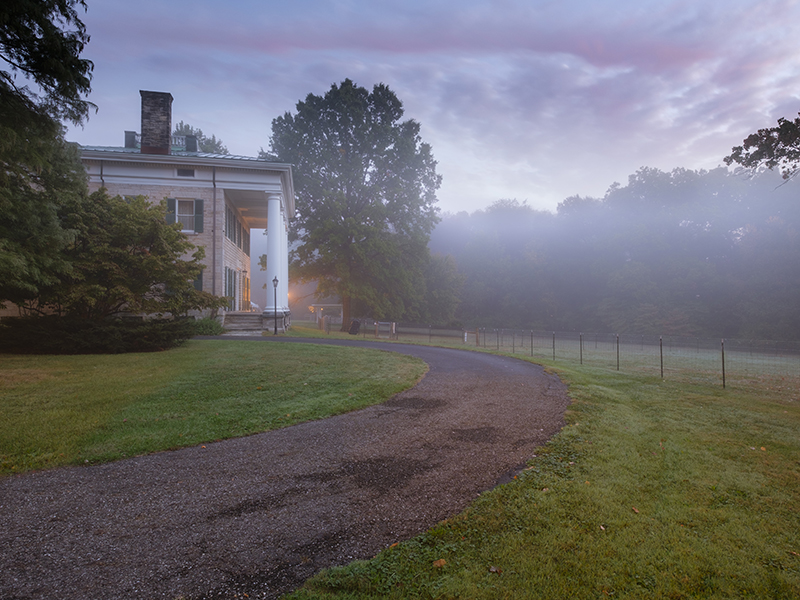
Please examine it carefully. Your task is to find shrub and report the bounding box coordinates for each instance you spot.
[192,317,224,336]
[0,316,196,354]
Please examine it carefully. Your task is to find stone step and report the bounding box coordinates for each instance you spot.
[223,313,264,330]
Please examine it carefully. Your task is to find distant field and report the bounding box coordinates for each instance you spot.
[0,339,426,476]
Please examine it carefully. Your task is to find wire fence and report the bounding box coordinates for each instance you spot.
[333,318,800,390]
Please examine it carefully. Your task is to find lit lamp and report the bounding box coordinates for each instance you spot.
[272,276,279,335]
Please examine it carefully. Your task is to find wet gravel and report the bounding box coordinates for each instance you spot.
[0,339,570,599]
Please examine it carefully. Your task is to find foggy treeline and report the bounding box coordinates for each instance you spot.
[430,167,800,340]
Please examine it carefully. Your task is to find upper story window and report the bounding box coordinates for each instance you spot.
[166,198,204,233]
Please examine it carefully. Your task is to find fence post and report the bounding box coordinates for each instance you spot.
[660,336,664,379]
[429,325,432,343]
[552,332,556,361]
[721,339,726,389]
[580,333,583,365]
[476,328,480,347]
[496,329,500,350]
[512,331,516,354]
[616,334,620,371]
[531,330,534,357]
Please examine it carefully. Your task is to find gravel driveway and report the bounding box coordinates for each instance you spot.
[0,339,570,599]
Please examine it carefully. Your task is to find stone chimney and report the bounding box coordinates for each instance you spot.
[140,91,173,155]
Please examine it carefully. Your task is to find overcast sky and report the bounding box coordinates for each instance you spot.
[64,0,800,214]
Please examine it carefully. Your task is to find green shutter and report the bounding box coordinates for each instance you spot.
[194,199,204,233]
[166,198,176,225]
[193,269,203,291]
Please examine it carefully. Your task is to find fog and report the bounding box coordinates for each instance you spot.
[429,167,800,340]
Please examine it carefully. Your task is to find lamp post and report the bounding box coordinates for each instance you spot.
[272,276,279,335]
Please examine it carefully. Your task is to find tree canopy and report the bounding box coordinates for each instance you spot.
[173,120,228,154]
[0,129,86,307]
[266,79,443,328]
[725,112,800,180]
[1,0,95,307]
[1,0,94,125]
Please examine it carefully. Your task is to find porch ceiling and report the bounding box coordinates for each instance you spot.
[225,189,270,229]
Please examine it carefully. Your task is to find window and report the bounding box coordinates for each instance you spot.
[177,200,195,230]
[224,204,250,257]
[166,198,204,233]
[177,168,195,177]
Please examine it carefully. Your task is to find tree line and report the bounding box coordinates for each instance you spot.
[431,166,800,340]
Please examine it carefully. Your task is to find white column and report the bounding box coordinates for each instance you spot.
[264,193,282,317]
[279,206,289,312]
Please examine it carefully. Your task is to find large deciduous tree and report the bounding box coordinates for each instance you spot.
[1,0,94,306]
[725,112,800,179]
[266,79,442,329]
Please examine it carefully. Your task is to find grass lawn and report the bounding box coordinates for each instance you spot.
[3,327,799,598]
[0,339,426,476]
[287,356,800,599]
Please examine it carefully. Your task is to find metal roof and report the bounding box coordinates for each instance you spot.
[79,145,271,162]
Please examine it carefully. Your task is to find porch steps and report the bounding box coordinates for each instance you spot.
[222,312,264,334]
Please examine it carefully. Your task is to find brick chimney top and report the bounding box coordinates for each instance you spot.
[140,91,173,155]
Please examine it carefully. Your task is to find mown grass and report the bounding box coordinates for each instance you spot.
[0,339,426,476]
[4,325,799,597]
[287,359,800,599]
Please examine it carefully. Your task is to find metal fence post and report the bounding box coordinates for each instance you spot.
[580,333,583,365]
[552,332,556,361]
[616,334,620,371]
[660,336,664,378]
[721,339,726,389]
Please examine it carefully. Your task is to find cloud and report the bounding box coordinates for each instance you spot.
[68,0,800,213]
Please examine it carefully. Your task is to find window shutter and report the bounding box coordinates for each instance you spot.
[194,199,204,233]
[166,198,176,225]
[193,269,203,291]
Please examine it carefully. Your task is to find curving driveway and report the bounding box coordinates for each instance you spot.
[0,338,570,600]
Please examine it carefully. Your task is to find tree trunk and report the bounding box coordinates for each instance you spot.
[340,295,351,333]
